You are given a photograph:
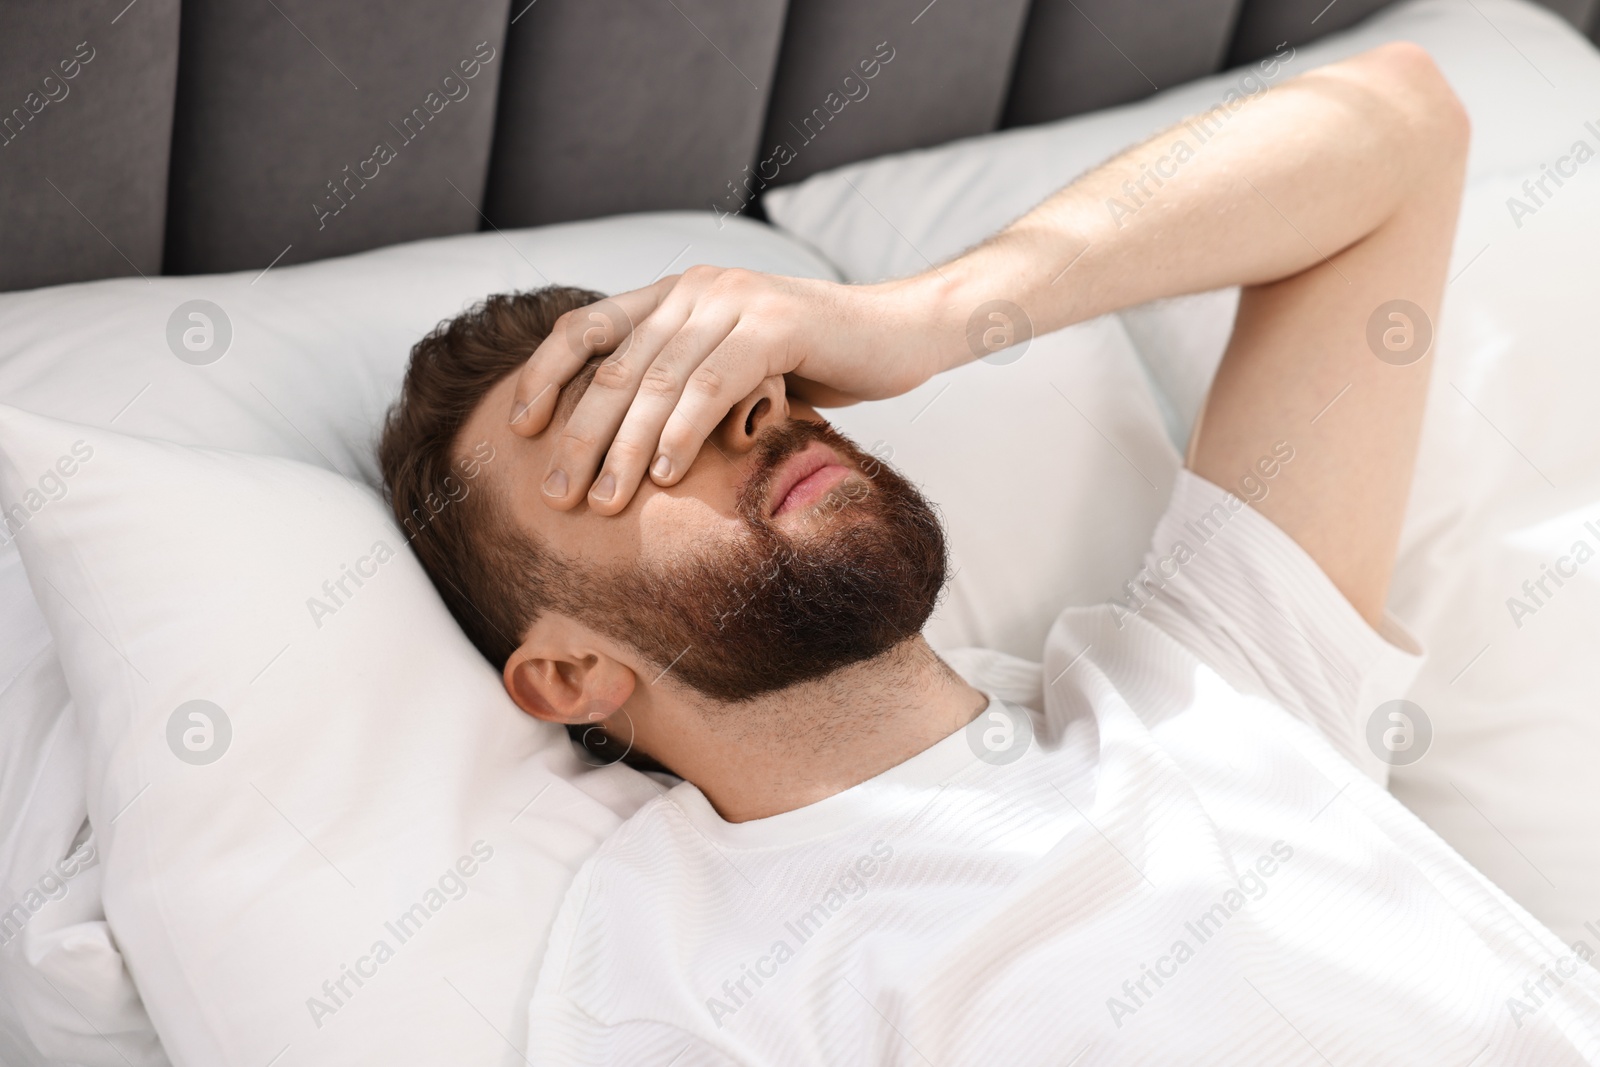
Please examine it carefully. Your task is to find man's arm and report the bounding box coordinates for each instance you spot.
[926,44,1464,336]
[511,43,1469,623]
[1180,45,1468,627]
[925,43,1468,625]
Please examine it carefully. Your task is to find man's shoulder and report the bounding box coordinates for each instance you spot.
[539,790,701,971]
[583,786,700,870]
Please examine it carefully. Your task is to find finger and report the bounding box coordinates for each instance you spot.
[507,279,675,437]
[651,326,767,487]
[584,306,744,515]
[509,295,635,435]
[540,282,711,510]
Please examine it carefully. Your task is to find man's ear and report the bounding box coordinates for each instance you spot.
[502,615,638,725]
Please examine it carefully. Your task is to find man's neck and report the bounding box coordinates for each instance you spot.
[628,637,988,823]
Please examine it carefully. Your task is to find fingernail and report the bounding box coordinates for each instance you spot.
[510,385,551,426]
[542,469,567,497]
[591,472,616,503]
[651,454,672,480]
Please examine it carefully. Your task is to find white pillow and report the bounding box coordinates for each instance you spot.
[0,403,665,1066]
[774,0,1600,946]
[826,316,1180,658]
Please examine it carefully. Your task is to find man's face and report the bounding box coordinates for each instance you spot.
[461,366,947,703]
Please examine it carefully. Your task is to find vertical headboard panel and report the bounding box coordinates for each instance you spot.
[752,0,1034,192]
[1540,0,1600,29]
[0,0,179,290]
[484,0,789,228]
[1003,0,1242,126]
[162,0,510,275]
[1227,0,1396,64]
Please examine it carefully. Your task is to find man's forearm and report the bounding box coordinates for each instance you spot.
[905,44,1462,371]
[504,46,1467,517]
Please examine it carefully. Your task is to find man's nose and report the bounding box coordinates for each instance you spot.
[714,376,788,455]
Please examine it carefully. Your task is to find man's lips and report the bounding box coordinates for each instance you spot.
[767,441,853,518]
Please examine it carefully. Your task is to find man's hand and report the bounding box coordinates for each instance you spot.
[508,266,955,515]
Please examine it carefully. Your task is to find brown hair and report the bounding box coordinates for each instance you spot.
[378,285,602,669]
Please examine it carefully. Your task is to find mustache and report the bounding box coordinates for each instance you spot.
[562,412,946,707]
[734,420,863,522]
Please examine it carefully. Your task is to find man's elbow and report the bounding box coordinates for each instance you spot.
[1366,40,1472,161]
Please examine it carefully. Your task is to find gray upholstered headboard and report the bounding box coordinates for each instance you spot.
[4,0,1597,293]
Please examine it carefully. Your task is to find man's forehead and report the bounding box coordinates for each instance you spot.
[550,354,606,426]
[455,353,605,477]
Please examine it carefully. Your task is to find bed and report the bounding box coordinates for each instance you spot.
[3,0,1600,1063]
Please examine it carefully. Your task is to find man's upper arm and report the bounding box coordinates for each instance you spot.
[1186,46,1469,628]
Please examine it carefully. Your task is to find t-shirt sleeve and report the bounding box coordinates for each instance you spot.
[1127,468,1425,779]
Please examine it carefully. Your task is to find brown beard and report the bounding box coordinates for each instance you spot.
[550,420,948,704]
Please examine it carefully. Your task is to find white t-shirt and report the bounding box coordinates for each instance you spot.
[527,471,1600,1065]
